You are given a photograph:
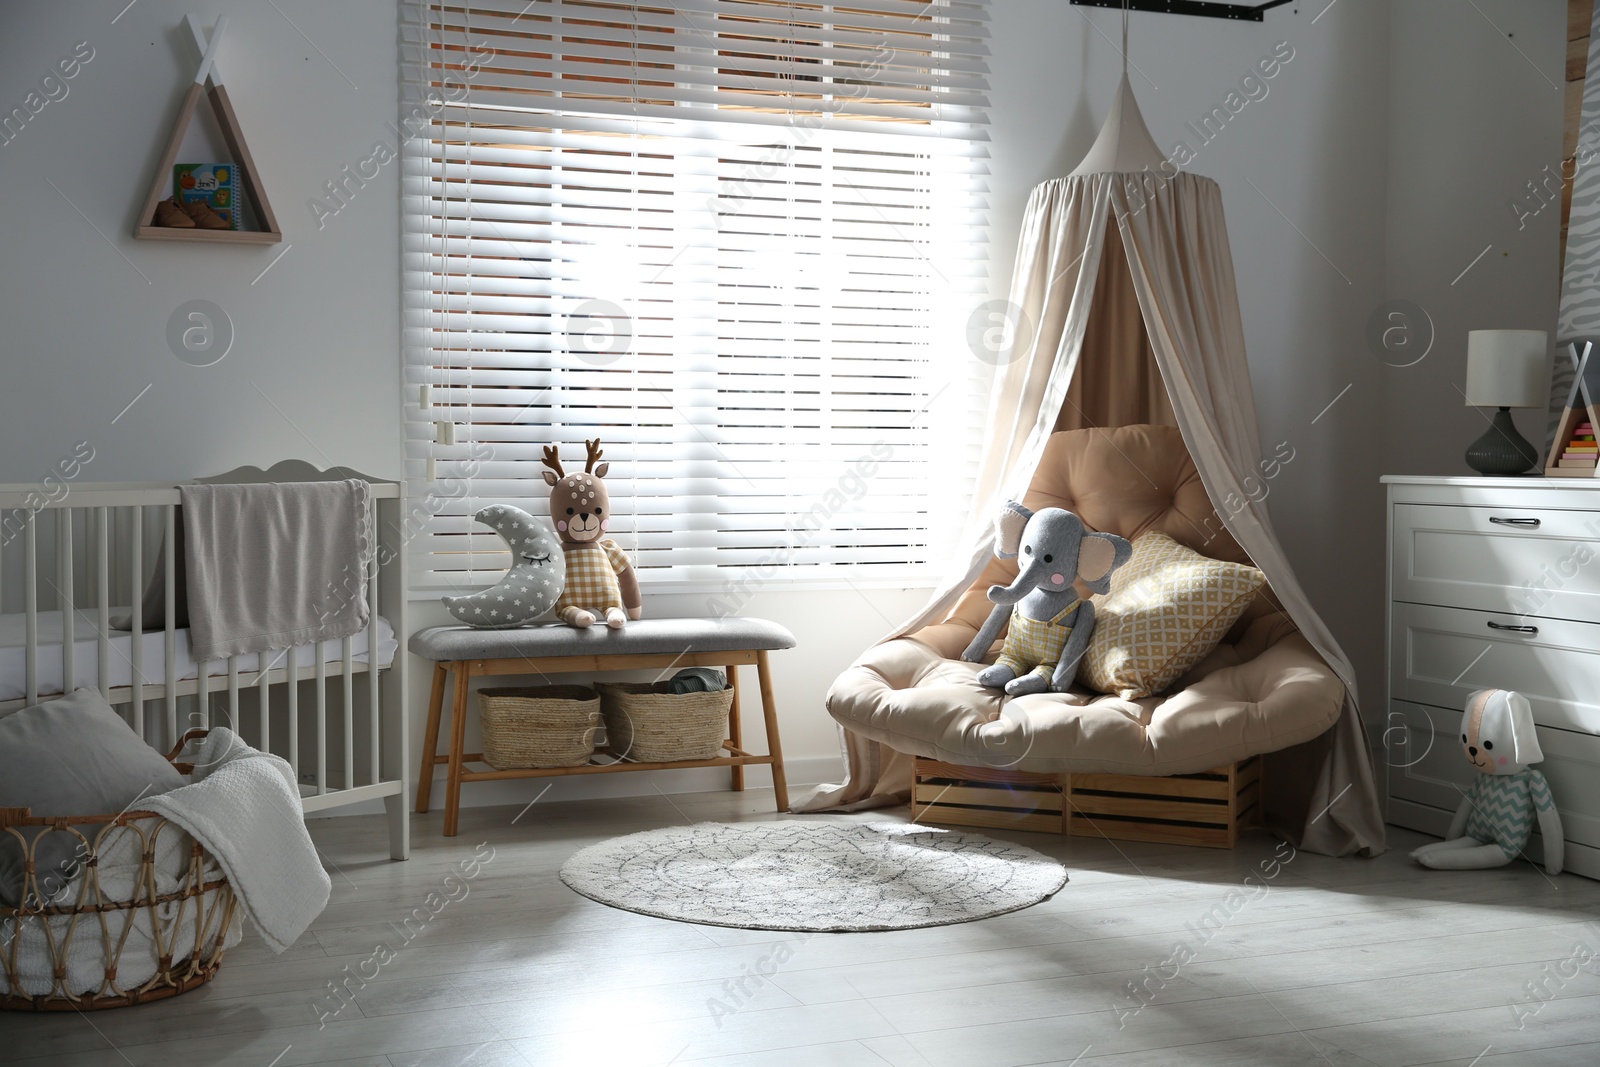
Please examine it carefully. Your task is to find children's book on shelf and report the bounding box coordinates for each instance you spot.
[173,163,239,230]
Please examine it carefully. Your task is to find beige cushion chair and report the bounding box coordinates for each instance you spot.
[826,425,1346,777]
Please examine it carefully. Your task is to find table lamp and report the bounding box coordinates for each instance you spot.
[1463,329,1547,476]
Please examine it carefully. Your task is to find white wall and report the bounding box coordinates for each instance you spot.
[0,0,404,485]
[1384,0,1567,467]
[1374,0,1566,784]
[986,0,1563,738]
[0,1,1568,811]
[986,0,1392,726]
[0,0,931,810]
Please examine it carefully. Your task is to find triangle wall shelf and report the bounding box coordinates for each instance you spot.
[1545,341,1600,478]
[134,16,280,245]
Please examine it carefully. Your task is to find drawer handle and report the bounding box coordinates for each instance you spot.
[1489,516,1541,527]
[1487,621,1539,634]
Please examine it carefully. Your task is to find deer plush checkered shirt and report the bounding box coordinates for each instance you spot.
[555,539,630,613]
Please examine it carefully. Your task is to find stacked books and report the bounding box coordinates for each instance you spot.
[1559,421,1597,469]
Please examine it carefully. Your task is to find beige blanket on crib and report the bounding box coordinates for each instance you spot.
[180,480,371,663]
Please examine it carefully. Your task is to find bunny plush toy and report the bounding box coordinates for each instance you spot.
[1409,689,1563,875]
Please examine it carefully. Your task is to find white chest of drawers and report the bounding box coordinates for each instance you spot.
[1383,475,1600,880]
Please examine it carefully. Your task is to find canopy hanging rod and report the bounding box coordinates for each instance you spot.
[1069,0,1293,22]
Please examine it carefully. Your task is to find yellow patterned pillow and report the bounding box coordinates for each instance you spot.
[1081,531,1266,699]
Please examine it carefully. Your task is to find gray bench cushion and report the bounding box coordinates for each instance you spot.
[408,617,796,661]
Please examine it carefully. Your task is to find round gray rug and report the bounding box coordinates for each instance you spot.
[559,820,1068,931]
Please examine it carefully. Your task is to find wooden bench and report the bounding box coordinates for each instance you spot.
[409,618,795,836]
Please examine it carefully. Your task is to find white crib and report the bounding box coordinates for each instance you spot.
[0,461,409,860]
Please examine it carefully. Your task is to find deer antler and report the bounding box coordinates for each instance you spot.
[584,438,604,473]
[541,445,565,480]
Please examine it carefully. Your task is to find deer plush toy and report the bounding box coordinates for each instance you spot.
[1409,688,1563,875]
[541,439,642,629]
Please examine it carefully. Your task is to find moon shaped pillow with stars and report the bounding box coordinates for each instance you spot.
[441,504,565,628]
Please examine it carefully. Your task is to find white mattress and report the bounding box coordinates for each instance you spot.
[0,609,398,703]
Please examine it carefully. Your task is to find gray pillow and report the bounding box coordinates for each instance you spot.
[0,689,188,905]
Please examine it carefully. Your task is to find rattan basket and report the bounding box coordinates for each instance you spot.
[478,685,601,769]
[597,681,733,763]
[1,731,239,1012]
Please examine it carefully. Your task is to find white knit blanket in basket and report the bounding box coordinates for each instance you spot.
[1,815,239,999]
[146,729,331,954]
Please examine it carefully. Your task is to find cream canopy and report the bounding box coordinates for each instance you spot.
[797,79,1386,858]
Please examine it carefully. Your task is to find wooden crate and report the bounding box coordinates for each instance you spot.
[912,760,1065,834]
[911,756,1263,849]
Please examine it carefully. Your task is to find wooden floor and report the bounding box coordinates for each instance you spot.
[8,789,1600,1067]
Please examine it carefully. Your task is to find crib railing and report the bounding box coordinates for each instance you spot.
[0,465,409,859]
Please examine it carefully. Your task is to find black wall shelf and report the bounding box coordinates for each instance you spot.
[1068,0,1294,22]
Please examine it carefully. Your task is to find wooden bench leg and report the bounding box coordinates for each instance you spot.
[756,650,788,813]
[415,663,448,814]
[728,663,744,792]
[444,663,471,837]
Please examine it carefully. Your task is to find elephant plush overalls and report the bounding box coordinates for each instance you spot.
[993,599,1083,687]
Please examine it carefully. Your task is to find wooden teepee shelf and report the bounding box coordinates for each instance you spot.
[134,16,280,245]
[1545,341,1600,478]
[134,224,280,244]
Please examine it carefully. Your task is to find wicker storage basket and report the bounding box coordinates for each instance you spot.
[1,732,239,1011]
[597,681,733,763]
[478,685,601,769]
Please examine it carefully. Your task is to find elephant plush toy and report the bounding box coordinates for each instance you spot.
[961,502,1132,696]
[1409,689,1563,874]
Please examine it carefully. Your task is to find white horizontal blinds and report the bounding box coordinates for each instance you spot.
[403,0,990,589]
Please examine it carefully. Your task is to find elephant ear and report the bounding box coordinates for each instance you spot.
[1077,531,1133,596]
[994,501,1033,559]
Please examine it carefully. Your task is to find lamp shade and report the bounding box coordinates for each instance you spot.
[1463,329,1548,408]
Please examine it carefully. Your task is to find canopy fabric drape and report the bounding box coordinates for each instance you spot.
[1056,220,1175,432]
[796,84,1386,858]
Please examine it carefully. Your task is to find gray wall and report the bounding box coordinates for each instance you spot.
[1384,0,1567,469]
[988,0,1563,732]
[0,0,1569,800]
[0,0,404,484]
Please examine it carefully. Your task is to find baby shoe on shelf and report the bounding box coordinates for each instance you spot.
[153,197,196,227]
[180,198,230,229]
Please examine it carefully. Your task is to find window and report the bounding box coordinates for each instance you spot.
[402,0,991,595]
